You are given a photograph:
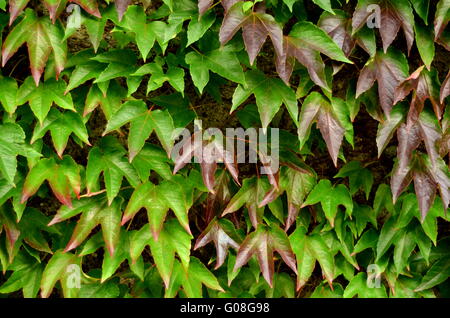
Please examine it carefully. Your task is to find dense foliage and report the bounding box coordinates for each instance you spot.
[0,0,449,298]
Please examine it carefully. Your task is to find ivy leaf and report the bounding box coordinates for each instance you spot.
[260,164,316,231]
[356,49,409,116]
[42,0,67,24]
[276,21,352,89]
[343,272,388,298]
[233,224,297,288]
[187,11,216,46]
[0,123,40,185]
[198,0,213,16]
[231,70,298,129]
[115,0,131,21]
[168,257,224,297]
[2,10,67,85]
[158,176,195,235]
[185,46,245,94]
[129,219,192,288]
[65,62,105,93]
[394,66,443,121]
[17,77,75,124]
[318,10,356,57]
[393,226,416,273]
[297,92,346,167]
[0,262,43,297]
[172,131,240,192]
[131,144,173,181]
[86,136,140,204]
[391,153,449,220]
[414,23,435,70]
[335,161,374,199]
[70,0,101,18]
[414,257,450,292]
[122,6,156,61]
[441,70,450,104]
[30,108,90,158]
[49,196,123,257]
[222,177,273,228]
[352,0,415,54]
[121,181,169,240]
[21,156,81,207]
[40,251,79,298]
[8,0,30,25]
[290,227,335,291]
[83,81,126,119]
[434,0,450,40]
[131,59,184,95]
[103,100,175,161]
[302,179,353,227]
[376,103,407,158]
[394,107,442,175]
[219,1,283,65]
[410,0,429,24]
[0,76,19,115]
[194,218,240,269]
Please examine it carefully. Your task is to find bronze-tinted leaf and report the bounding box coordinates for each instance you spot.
[356,49,409,116]
[234,224,297,287]
[194,218,240,269]
[352,0,415,54]
[219,1,283,65]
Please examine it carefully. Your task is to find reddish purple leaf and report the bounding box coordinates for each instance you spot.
[198,0,213,16]
[352,0,415,54]
[194,218,240,269]
[219,1,283,65]
[356,49,409,116]
[392,153,449,219]
[317,107,346,167]
[260,165,316,231]
[234,224,297,287]
[440,70,450,104]
[394,66,444,121]
[69,0,101,18]
[205,170,232,224]
[8,0,30,25]
[319,10,356,57]
[115,0,131,22]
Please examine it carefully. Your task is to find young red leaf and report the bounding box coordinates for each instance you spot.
[194,218,240,269]
[21,156,81,207]
[8,0,30,25]
[435,0,450,40]
[318,10,356,57]
[234,224,297,288]
[198,0,213,16]
[391,153,449,219]
[298,92,347,167]
[219,1,283,65]
[42,0,67,23]
[63,197,123,256]
[356,49,409,116]
[440,70,450,104]
[394,66,444,121]
[222,177,272,228]
[70,0,101,18]
[260,165,316,230]
[115,0,131,21]
[352,0,415,54]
